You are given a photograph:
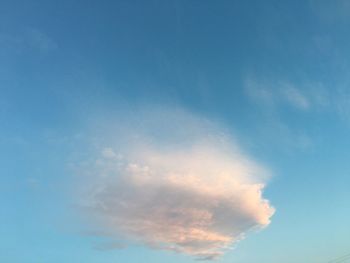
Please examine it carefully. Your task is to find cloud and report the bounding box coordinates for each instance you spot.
[76,108,275,260]
[310,0,350,21]
[281,82,309,110]
[0,28,57,55]
[244,77,275,105]
[25,28,58,52]
[244,76,330,111]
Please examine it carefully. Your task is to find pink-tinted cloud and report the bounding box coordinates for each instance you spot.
[77,109,275,260]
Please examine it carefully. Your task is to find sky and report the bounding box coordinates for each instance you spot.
[1,0,350,262]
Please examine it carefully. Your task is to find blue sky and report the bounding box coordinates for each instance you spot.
[1,1,350,262]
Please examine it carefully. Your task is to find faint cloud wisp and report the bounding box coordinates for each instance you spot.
[244,75,332,112]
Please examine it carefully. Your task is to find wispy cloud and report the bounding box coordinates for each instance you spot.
[281,82,310,110]
[0,27,57,55]
[25,28,58,52]
[76,108,275,260]
[244,76,328,111]
[310,0,350,21]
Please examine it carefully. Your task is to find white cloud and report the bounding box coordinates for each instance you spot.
[76,108,275,260]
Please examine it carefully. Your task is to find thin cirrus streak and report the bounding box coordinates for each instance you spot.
[77,109,275,260]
